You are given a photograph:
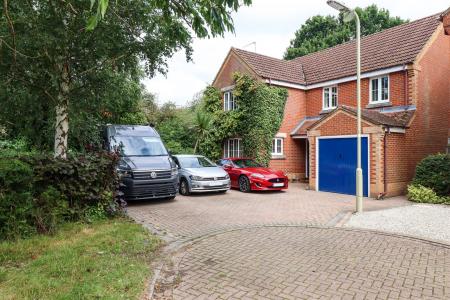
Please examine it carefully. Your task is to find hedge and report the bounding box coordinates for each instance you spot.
[413,153,450,197]
[0,151,122,240]
[407,153,450,205]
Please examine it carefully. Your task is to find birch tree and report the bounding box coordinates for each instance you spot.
[0,0,251,158]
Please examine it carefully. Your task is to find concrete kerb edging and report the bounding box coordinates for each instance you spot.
[145,223,450,299]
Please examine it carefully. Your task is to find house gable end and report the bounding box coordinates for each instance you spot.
[212,49,260,89]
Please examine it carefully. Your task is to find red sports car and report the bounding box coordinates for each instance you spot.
[217,158,288,192]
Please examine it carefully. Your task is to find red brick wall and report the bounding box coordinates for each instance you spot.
[269,88,307,177]
[213,52,259,88]
[305,71,407,116]
[308,111,379,196]
[405,27,450,179]
[212,51,308,177]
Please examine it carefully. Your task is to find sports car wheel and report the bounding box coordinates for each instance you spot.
[179,178,190,196]
[238,176,251,193]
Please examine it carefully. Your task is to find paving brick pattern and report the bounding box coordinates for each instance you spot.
[127,184,409,241]
[127,184,450,299]
[171,227,450,300]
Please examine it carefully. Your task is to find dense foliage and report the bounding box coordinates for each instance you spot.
[284,5,406,59]
[0,149,121,240]
[157,105,196,154]
[0,0,251,157]
[407,184,450,205]
[199,74,287,166]
[413,153,450,197]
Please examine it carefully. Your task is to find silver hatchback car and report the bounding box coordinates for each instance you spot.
[172,155,231,195]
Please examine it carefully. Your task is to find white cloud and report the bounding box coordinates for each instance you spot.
[143,0,449,106]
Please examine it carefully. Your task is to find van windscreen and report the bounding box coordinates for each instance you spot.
[111,136,168,156]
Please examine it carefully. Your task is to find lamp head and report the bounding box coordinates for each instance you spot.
[326,0,350,12]
[327,0,355,23]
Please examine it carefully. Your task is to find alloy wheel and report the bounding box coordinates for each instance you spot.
[239,176,250,193]
[180,179,190,196]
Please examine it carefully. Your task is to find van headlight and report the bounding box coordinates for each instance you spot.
[117,169,132,178]
[171,167,178,176]
[225,174,230,179]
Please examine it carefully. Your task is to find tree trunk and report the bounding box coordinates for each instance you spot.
[54,63,70,159]
[193,138,199,154]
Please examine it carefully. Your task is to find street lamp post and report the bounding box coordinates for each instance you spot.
[327,0,363,213]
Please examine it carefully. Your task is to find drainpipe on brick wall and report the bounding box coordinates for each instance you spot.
[381,127,391,199]
[404,65,408,106]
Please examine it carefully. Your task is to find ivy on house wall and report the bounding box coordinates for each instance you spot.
[199,73,288,166]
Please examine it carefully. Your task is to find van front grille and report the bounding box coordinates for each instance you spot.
[132,170,172,180]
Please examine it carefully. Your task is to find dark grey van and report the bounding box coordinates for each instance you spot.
[104,125,179,201]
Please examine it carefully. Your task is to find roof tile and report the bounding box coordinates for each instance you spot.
[232,13,441,85]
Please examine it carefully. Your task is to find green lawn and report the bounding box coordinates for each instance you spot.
[0,218,162,299]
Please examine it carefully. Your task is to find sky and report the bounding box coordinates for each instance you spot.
[142,0,449,106]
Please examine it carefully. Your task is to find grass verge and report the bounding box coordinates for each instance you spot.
[0,218,162,299]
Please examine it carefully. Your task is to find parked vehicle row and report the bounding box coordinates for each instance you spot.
[105,124,288,201]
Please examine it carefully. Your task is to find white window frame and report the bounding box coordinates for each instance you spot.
[223,91,236,111]
[369,75,390,103]
[271,138,283,156]
[322,86,338,110]
[224,138,242,158]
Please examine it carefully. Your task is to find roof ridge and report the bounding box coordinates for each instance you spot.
[233,11,442,65]
[232,47,286,63]
[292,12,441,63]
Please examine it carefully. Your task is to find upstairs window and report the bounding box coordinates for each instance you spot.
[272,138,283,155]
[224,138,242,158]
[370,76,389,103]
[323,86,338,110]
[223,91,237,111]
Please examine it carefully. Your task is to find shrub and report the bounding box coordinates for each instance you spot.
[413,153,450,196]
[407,184,450,204]
[0,151,121,240]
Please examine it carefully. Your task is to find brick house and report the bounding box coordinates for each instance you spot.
[212,10,450,198]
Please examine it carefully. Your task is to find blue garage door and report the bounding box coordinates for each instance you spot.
[318,137,368,196]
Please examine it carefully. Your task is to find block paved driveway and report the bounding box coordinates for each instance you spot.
[127,184,450,299]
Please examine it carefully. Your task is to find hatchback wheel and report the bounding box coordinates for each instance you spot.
[238,176,251,193]
[179,178,190,196]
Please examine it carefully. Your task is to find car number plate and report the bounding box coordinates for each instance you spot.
[273,183,284,187]
[209,181,223,186]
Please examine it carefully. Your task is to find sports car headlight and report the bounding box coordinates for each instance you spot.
[190,175,203,181]
[250,173,264,179]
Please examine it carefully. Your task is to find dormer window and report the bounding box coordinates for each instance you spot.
[223,91,237,111]
[370,76,389,103]
[323,86,338,110]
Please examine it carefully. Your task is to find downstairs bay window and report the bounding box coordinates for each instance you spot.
[224,138,242,158]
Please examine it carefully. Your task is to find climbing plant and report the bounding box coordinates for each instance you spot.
[199,73,287,166]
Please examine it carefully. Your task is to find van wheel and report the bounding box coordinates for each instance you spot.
[238,176,251,193]
[179,178,190,196]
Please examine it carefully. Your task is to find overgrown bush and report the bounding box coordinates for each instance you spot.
[413,153,450,197]
[0,151,121,240]
[407,184,450,204]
